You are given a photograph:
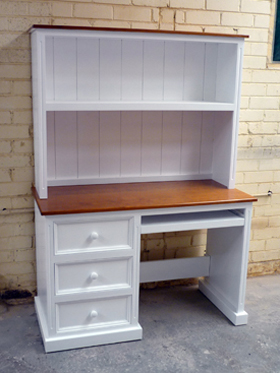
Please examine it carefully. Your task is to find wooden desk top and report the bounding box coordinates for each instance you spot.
[33,180,257,216]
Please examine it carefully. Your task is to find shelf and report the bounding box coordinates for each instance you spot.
[141,210,244,234]
[45,101,235,112]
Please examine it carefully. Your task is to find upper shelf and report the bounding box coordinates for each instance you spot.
[32,27,245,111]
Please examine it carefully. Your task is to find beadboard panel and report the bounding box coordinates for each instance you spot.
[46,111,220,184]
[44,35,238,105]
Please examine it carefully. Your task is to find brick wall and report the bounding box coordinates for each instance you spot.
[0,0,279,294]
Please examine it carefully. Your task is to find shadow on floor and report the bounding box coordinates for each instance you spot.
[0,275,280,373]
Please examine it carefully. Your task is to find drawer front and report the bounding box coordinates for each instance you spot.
[56,296,131,332]
[55,258,132,295]
[54,218,132,254]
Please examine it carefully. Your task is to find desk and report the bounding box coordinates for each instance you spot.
[33,180,256,352]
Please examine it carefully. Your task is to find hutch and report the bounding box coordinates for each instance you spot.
[30,25,256,352]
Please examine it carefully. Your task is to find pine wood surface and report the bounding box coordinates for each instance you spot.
[32,180,257,215]
[30,24,249,38]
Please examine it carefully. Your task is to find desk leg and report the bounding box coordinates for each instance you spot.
[199,207,252,325]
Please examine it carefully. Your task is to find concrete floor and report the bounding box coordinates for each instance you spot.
[0,275,280,373]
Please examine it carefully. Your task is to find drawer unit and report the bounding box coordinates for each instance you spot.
[34,207,142,352]
[56,295,131,332]
[55,257,132,295]
[54,217,132,254]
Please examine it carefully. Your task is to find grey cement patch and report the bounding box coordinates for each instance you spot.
[0,275,280,373]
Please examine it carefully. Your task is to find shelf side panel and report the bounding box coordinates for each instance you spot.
[47,112,55,180]
[45,37,54,101]
[212,111,234,188]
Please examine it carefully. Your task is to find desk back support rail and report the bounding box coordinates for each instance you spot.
[140,256,210,283]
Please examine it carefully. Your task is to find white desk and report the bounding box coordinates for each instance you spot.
[33,180,256,352]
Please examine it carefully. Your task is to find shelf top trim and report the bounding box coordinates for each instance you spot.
[33,180,257,216]
[29,24,249,39]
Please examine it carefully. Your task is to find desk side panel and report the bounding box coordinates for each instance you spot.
[34,202,50,329]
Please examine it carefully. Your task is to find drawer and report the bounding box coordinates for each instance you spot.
[53,218,132,254]
[56,296,131,332]
[55,258,132,295]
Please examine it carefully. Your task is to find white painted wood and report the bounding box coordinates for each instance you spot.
[45,109,242,188]
[34,204,50,327]
[46,112,55,180]
[121,39,143,101]
[199,205,253,325]
[45,101,236,112]
[216,43,238,104]
[31,31,48,198]
[55,257,132,294]
[199,279,248,325]
[205,226,245,308]
[47,174,212,187]
[140,256,210,283]
[141,111,162,176]
[163,41,185,101]
[54,217,131,253]
[56,296,131,332]
[54,111,78,179]
[77,111,100,178]
[100,38,121,101]
[183,42,205,101]
[53,36,77,101]
[100,111,121,177]
[212,111,233,187]
[77,38,100,101]
[161,112,182,175]
[31,28,251,353]
[141,210,244,234]
[200,112,214,176]
[45,37,54,101]
[36,294,142,352]
[120,111,142,176]
[143,40,164,101]
[180,111,202,175]
[203,43,218,102]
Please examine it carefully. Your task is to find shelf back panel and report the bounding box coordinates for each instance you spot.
[44,35,239,105]
[46,111,221,185]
